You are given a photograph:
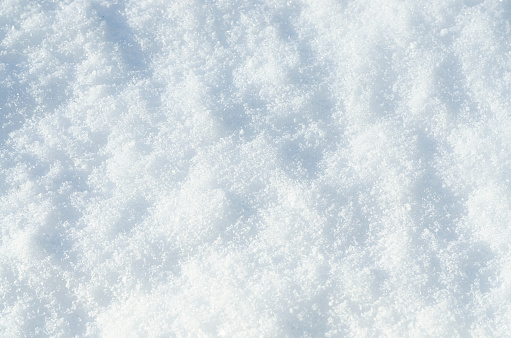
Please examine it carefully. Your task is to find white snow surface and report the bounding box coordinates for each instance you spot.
[2,0,511,336]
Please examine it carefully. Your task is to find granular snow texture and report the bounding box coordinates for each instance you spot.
[1,0,511,336]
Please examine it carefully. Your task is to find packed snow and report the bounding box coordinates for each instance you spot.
[2,0,511,336]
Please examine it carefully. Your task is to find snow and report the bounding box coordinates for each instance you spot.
[2,0,511,336]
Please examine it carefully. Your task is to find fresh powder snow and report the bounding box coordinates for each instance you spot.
[1,0,511,336]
